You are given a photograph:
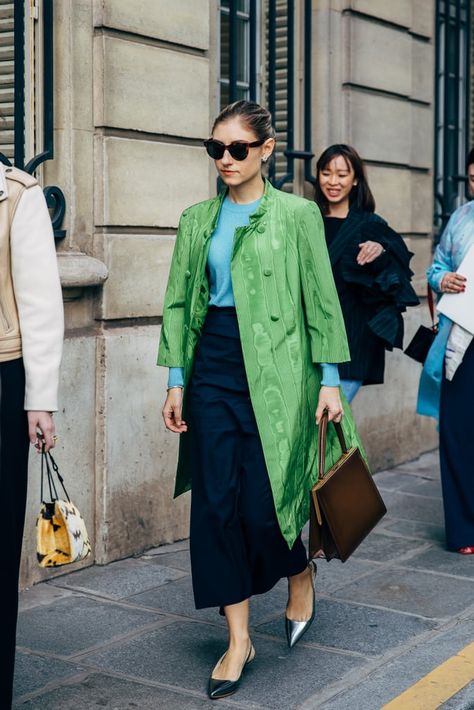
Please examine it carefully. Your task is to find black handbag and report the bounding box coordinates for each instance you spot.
[404,286,438,363]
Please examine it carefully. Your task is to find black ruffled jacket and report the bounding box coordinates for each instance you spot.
[326,209,419,385]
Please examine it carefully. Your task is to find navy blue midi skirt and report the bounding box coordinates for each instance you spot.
[188,306,307,610]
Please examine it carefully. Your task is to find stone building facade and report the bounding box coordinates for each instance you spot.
[11,0,471,586]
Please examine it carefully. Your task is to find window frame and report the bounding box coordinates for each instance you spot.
[434,0,472,231]
[218,1,260,111]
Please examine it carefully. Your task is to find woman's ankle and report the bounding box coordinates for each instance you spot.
[289,564,311,585]
[228,634,251,649]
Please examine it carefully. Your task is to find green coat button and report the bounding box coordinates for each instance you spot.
[257,225,265,233]
[270,314,279,321]
[264,269,272,276]
[185,270,191,278]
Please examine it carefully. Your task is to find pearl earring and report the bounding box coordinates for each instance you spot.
[262,156,268,163]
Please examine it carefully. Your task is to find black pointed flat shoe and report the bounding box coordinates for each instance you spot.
[208,642,256,700]
[285,561,317,649]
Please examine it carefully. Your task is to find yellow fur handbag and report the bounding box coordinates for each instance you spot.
[36,450,91,568]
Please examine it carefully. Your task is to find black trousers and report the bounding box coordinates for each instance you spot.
[439,340,474,550]
[189,307,307,610]
[0,358,29,708]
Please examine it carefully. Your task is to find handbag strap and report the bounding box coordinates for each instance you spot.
[40,448,71,503]
[318,410,348,480]
[427,285,435,327]
[41,446,55,501]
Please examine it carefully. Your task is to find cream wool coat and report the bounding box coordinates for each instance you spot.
[0,165,63,411]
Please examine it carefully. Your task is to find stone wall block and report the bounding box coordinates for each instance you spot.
[410,0,435,38]
[347,91,411,165]
[411,39,435,103]
[101,234,175,319]
[365,165,412,233]
[410,171,434,234]
[352,307,438,471]
[98,0,209,50]
[96,36,210,138]
[20,336,98,587]
[411,104,434,170]
[54,1,94,131]
[346,15,411,96]
[96,327,189,563]
[344,0,412,28]
[404,236,434,295]
[95,137,210,228]
[365,165,434,235]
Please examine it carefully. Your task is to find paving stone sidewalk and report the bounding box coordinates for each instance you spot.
[13,450,474,709]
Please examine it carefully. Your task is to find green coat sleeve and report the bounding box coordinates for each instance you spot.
[297,201,350,364]
[157,211,191,367]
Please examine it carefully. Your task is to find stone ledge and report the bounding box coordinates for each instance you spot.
[57,253,109,289]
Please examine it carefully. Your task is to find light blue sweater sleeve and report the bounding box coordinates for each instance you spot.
[320,363,340,387]
[168,367,184,388]
[168,363,340,388]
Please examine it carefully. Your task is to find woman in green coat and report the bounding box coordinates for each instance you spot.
[158,101,363,700]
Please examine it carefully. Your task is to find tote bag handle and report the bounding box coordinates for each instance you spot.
[318,410,349,480]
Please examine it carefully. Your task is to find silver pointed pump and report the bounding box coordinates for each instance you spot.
[285,561,317,649]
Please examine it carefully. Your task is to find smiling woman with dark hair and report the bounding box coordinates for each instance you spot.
[314,144,418,402]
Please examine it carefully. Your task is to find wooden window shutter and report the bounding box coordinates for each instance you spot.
[265,0,291,189]
[0,1,39,167]
[0,1,14,162]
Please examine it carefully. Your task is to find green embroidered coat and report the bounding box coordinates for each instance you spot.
[157,180,365,548]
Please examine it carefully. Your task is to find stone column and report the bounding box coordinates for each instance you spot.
[92,0,212,563]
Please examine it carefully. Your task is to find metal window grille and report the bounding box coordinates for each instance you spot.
[434,0,472,231]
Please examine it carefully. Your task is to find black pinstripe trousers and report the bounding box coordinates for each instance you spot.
[0,358,29,709]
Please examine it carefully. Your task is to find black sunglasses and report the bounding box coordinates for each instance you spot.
[204,138,265,161]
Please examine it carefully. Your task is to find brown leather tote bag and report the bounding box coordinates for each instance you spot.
[309,412,387,562]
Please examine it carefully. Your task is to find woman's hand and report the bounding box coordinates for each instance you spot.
[27,411,56,452]
[162,387,188,434]
[357,240,385,265]
[440,272,466,294]
[315,386,343,424]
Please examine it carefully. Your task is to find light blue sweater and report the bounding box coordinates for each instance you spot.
[168,195,340,388]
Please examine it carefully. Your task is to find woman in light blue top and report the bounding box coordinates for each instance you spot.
[417,149,474,554]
